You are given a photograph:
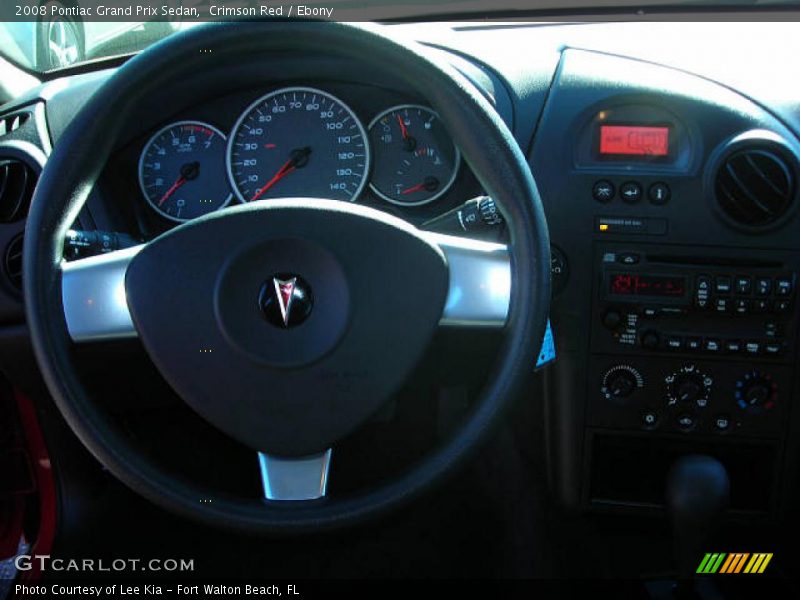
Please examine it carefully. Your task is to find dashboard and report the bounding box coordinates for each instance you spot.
[101,78,487,242]
[1,21,800,528]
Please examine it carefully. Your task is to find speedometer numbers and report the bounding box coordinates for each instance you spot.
[368,105,460,206]
[138,121,232,222]
[227,87,370,203]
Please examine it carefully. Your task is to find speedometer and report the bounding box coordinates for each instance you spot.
[227,87,370,203]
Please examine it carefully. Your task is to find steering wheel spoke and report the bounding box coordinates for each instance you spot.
[258,450,332,501]
[61,245,143,342]
[425,232,510,328]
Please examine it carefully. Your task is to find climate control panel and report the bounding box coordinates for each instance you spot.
[588,356,790,438]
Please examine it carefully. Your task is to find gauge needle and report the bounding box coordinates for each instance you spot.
[396,115,409,139]
[251,146,312,202]
[401,176,439,195]
[158,176,186,206]
[396,115,416,152]
[158,161,200,206]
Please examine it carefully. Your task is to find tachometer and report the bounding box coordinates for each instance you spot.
[368,105,460,206]
[138,121,232,222]
[227,87,370,203]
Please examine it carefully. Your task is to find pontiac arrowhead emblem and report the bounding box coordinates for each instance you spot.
[274,277,297,327]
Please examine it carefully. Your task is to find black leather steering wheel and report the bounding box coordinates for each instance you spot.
[23,21,550,533]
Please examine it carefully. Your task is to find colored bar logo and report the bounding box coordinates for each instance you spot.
[696,553,773,574]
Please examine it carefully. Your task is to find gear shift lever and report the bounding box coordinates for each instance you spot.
[666,455,730,598]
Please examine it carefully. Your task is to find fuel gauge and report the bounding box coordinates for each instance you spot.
[368,105,460,206]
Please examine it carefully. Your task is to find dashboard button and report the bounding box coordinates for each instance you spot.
[764,342,784,356]
[734,298,750,315]
[715,276,732,294]
[686,337,703,351]
[619,181,643,203]
[753,299,771,313]
[755,278,772,296]
[714,298,730,314]
[774,299,791,314]
[745,341,762,355]
[617,252,640,265]
[676,413,696,431]
[735,276,752,295]
[602,309,623,330]
[714,415,731,432]
[642,411,659,429]
[641,330,660,350]
[592,180,615,203]
[648,182,671,205]
[775,277,793,297]
[704,339,721,353]
[666,336,683,350]
[725,340,742,353]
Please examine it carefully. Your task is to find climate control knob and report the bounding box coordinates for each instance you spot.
[665,364,713,409]
[736,370,777,413]
[601,365,644,402]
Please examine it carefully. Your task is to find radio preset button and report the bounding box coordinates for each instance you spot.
[753,299,771,313]
[593,180,615,203]
[755,278,772,296]
[619,181,643,203]
[774,299,791,314]
[776,277,793,297]
[734,299,750,315]
[735,276,752,295]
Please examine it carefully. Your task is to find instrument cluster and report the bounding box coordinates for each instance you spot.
[137,86,461,223]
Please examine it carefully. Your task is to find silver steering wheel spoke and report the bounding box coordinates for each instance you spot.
[60,232,510,343]
[61,245,143,342]
[423,231,510,328]
[258,450,332,501]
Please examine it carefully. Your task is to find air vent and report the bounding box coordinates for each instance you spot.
[0,159,35,222]
[715,147,796,227]
[4,234,23,293]
[0,112,31,136]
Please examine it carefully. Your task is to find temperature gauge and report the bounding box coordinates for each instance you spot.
[368,105,460,206]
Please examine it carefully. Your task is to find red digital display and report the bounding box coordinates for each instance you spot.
[599,125,670,157]
[610,274,686,297]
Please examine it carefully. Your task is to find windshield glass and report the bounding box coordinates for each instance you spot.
[0,0,797,74]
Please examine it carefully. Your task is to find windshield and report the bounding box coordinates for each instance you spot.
[0,0,798,74]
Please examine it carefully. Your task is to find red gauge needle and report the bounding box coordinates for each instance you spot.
[250,146,312,202]
[396,115,410,139]
[401,176,440,196]
[158,161,200,206]
[401,182,427,195]
[158,176,186,206]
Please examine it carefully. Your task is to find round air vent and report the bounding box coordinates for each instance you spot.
[4,233,23,293]
[0,158,35,222]
[714,145,796,227]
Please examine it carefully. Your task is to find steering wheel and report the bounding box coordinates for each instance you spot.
[23,21,550,533]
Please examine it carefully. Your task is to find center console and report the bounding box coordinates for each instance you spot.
[530,48,800,517]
